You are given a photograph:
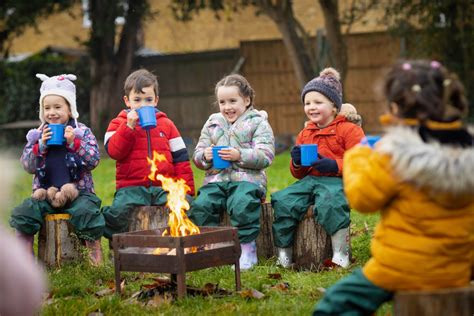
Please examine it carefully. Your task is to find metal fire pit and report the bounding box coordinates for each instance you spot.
[112,226,241,297]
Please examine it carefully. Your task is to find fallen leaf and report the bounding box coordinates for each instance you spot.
[267,273,282,280]
[95,288,114,297]
[317,287,326,293]
[146,294,172,307]
[201,283,218,295]
[240,289,265,299]
[271,282,290,291]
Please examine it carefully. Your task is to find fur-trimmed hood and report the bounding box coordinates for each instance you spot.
[376,126,474,208]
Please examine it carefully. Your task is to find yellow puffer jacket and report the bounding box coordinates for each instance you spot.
[344,126,474,291]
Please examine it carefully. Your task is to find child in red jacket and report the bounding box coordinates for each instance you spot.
[102,69,195,239]
[271,68,365,269]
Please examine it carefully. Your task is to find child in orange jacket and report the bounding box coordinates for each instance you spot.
[314,60,474,315]
[271,68,365,268]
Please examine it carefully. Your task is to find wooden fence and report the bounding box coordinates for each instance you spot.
[134,49,240,145]
[135,32,401,144]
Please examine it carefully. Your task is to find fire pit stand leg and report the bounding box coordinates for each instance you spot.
[176,243,186,298]
[233,231,241,291]
[171,273,186,298]
[113,237,121,295]
[176,273,186,298]
[234,263,241,291]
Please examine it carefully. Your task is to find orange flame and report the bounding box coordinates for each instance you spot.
[147,151,200,240]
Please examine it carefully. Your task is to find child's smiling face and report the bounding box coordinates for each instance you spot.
[42,95,72,125]
[124,85,158,110]
[217,85,250,124]
[304,91,337,128]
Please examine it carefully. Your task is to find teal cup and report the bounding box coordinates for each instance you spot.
[300,144,318,166]
[361,135,381,148]
[46,123,65,146]
[212,146,231,169]
[137,106,157,130]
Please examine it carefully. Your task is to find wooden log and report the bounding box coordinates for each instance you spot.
[220,202,275,258]
[38,213,81,267]
[128,205,169,232]
[393,286,474,316]
[293,206,332,271]
[256,202,276,258]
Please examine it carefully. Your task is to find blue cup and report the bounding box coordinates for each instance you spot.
[361,135,381,148]
[46,123,65,146]
[137,106,157,130]
[300,144,318,166]
[212,146,231,169]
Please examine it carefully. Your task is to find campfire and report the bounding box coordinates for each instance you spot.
[112,151,241,297]
[147,151,200,238]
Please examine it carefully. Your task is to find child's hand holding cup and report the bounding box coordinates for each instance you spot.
[212,146,232,169]
[300,144,318,166]
[45,124,66,146]
[137,106,157,130]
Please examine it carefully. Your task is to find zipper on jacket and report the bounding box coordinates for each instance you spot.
[146,129,155,204]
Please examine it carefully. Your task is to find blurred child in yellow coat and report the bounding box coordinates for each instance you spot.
[314,60,474,315]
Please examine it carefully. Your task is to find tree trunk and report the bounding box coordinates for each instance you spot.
[393,287,474,316]
[257,0,316,88]
[220,202,275,258]
[38,214,81,267]
[129,205,169,231]
[88,0,147,136]
[293,206,332,271]
[319,0,348,84]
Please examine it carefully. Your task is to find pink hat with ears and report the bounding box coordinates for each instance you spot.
[36,74,79,126]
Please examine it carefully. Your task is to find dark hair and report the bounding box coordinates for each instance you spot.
[384,60,468,123]
[124,69,159,97]
[215,74,255,107]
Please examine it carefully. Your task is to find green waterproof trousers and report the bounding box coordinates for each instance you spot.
[102,186,170,239]
[313,268,392,315]
[188,181,263,243]
[271,176,350,248]
[10,192,103,241]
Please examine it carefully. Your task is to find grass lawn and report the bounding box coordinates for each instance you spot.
[8,150,391,315]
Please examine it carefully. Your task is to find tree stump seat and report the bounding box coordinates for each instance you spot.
[38,213,81,267]
[293,206,332,271]
[220,203,332,270]
[128,205,169,231]
[393,286,474,316]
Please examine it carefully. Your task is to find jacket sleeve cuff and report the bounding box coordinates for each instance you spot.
[67,138,81,152]
[34,143,47,156]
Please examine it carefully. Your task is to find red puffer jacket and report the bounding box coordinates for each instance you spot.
[105,109,195,195]
[290,115,365,179]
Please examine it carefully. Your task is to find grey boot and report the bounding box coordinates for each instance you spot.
[330,227,350,268]
[276,247,293,268]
